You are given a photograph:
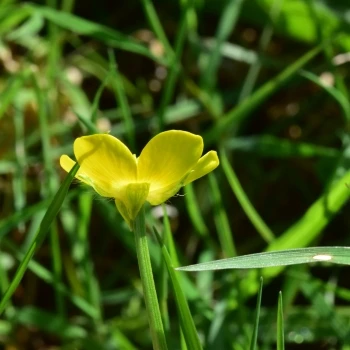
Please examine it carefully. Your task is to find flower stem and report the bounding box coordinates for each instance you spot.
[133,206,168,350]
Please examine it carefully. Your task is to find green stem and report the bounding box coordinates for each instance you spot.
[133,206,168,350]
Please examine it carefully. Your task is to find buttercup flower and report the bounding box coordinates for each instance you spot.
[60,130,219,227]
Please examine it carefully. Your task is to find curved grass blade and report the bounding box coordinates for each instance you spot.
[0,163,79,315]
[177,246,350,271]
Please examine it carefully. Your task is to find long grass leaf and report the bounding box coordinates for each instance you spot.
[177,246,350,271]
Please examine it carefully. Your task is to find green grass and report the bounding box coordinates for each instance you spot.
[1,0,350,348]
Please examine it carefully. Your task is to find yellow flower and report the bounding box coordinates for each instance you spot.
[60,130,219,227]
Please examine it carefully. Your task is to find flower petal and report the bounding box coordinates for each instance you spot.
[146,181,182,205]
[183,151,219,185]
[138,130,203,198]
[114,182,150,228]
[74,134,137,197]
[60,154,112,197]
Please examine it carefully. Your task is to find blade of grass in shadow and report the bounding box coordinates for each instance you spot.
[177,246,350,271]
[34,72,66,316]
[91,74,110,124]
[208,172,236,257]
[300,70,350,121]
[308,0,350,122]
[277,292,284,350]
[108,49,135,150]
[200,0,244,93]
[153,227,203,350]
[140,0,173,56]
[184,183,214,246]
[75,111,99,134]
[0,163,79,315]
[76,192,103,323]
[221,148,275,243]
[28,5,164,64]
[160,204,204,301]
[263,169,350,276]
[0,190,78,239]
[204,44,322,145]
[249,277,263,350]
[2,238,99,319]
[300,276,350,340]
[239,0,283,102]
[226,135,339,158]
[13,103,26,231]
[0,70,30,119]
[16,306,86,339]
[0,4,31,36]
[156,0,190,131]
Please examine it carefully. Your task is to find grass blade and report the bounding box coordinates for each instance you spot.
[177,246,350,271]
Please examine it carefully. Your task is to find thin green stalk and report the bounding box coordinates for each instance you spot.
[133,206,168,350]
